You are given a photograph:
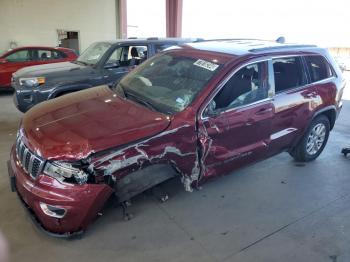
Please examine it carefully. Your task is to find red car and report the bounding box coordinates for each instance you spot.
[0,46,77,89]
[8,40,345,237]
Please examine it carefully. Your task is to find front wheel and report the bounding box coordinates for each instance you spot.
[289,115,330,162]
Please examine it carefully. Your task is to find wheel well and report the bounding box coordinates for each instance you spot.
[318,109,336,130]
[114,164,179,202]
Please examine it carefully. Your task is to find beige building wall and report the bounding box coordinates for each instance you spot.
[0,0,118,53]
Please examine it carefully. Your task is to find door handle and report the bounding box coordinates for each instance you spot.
[255,107,272,115]
[246,118,254,126]
[304,91,317,98]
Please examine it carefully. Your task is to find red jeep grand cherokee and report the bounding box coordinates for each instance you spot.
[8,40,345,237]
[0,46,77,89]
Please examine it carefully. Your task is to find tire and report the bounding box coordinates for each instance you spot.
[289,115,330,162]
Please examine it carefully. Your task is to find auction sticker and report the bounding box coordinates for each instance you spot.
[193,59,219,71]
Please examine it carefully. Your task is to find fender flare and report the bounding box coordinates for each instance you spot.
[290,105,337,151]
[311,105,337,130]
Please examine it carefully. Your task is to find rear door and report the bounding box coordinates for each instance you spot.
[268,56,319,155]
[198,60,274,179]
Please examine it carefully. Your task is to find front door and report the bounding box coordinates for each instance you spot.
[198,60,274,179]
[1,49,37,87]
[103,45,149,87]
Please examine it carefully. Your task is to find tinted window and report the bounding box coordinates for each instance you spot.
[35,49,66,60]
[214,61,268,110]
[305,56,333,82]
[5,50,31,62]
[53,50,66,59]
[106,45,148,67]
[38,50,52,60]
[273,57,306,92]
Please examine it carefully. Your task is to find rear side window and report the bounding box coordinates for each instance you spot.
[305,55,333,82]
[37,50,66,60]
[273,57,306,93]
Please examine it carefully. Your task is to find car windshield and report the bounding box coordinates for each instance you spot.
[115,53,223,114]
[76,42,111,66]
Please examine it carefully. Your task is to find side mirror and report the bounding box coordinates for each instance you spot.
[104,61,120,69]
[0,58,8,64]
[204,100,219,118]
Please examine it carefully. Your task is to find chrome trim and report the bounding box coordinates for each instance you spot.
[15,137,45,179]
[28,155,35,174]
[39,202,67,219]
[200,58,272,120]
[271,128,298,140]
[200,53,339,120]
[273,76,336,97]
[213,98,273,117]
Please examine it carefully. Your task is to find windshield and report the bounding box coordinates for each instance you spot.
[116,53,223,114]
[76,42,111,66]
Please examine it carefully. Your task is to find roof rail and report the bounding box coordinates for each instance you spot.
[276,36,285,43]
[198,38,263,42]
[147,37,159,40]
[128,37,137,39]
[249,44,317,52]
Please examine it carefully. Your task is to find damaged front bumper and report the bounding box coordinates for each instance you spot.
[8,147,113,237]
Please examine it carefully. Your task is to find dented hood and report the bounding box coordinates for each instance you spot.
[21,85,171,161]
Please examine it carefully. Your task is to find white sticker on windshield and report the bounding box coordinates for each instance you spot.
[193,59,219,71]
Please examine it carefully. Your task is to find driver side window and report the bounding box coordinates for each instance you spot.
[106,45,148,68]
[213,61,268,111]
[6,50,31,62]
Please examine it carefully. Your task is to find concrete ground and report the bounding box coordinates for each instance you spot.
[0,73,350,262]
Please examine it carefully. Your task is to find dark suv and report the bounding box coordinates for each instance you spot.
[8,39,345,237]
[12,38,198,112]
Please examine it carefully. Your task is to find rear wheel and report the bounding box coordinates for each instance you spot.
[289,115,330,162]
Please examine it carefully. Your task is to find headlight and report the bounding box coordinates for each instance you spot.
[43,161,88,184]
[19,77,45,87]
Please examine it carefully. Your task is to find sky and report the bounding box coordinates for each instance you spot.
[127,0,350,47]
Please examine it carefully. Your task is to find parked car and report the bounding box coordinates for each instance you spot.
[8,39,345,237]
[0,46,77,89]
[12,38,199,112]
[334,56,350,71]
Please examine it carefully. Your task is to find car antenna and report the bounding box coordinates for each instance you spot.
[276,36,286,43]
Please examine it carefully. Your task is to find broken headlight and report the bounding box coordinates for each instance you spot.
[43,161,88,184]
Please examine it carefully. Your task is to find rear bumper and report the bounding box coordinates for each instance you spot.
[8,146,113,237]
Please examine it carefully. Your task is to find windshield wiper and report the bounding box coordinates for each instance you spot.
[116,83,126,98]
[74,60,90,66]
[125,91,160,112]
